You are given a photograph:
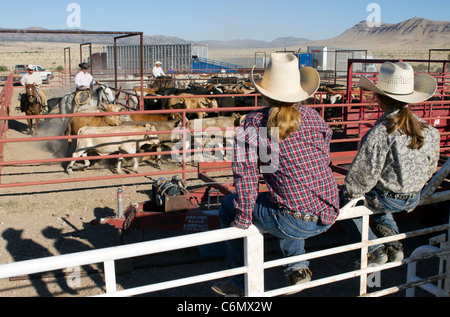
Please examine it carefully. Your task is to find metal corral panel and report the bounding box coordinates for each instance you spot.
[106,44,208,71]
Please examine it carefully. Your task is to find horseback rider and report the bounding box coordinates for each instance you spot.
[151,61,173,89]
[152,61,166,78]
[75,62,99,91]
[74,62,100,106]
[20,64,48,112]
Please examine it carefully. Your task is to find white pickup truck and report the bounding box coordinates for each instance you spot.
[14,64,54,84]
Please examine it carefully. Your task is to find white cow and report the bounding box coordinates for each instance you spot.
[67,124,159,174]
[177,114,242,162]
[187,115,241,148]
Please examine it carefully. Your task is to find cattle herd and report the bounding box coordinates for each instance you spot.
[40,77,348,174]
[41,79,260,174]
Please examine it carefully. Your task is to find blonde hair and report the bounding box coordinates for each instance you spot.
[377,94,429,150]
[265,97,302,141]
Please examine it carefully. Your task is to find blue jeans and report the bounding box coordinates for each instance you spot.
[341,188,420,253]
[219,193,332,292]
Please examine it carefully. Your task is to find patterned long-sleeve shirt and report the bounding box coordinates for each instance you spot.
[344,110,441,200]
[232,106,340,229]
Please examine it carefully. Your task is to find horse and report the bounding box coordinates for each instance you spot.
[20,84,43,136]
[96,84,116,107]
[149,76,175,89]
[55,84,117,136]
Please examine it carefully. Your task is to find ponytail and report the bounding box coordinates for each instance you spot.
[266,97,302,141]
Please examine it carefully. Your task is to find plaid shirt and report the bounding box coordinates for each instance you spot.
[232,106,340,229]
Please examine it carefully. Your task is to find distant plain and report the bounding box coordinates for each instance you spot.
[0,40,449,74]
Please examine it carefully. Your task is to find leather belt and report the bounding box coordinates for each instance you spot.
[279,206,319,222]
[385,192,418,200]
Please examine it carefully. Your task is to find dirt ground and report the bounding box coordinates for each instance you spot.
[0,85,447,298]
[0,85,204,296]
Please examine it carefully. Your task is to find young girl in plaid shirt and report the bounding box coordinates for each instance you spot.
[212,53,340,297]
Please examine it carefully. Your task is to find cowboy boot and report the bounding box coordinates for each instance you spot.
[373,223,404,262]
[285,268,312,295]
[367,246,388,265]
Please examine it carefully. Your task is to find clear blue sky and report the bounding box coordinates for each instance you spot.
[0,0,449,41]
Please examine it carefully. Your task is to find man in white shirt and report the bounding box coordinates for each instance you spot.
[152,61,166,78]
[20,64,48,111]
[75,63,98,90]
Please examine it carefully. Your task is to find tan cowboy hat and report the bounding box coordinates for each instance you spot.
[251,53,320,103]
[27,64,34,70]
[359,62,437,104]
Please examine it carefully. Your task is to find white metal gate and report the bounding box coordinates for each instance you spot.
[0,193,448,297]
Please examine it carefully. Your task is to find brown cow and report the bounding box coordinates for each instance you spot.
[129,113,181,122]
[166,93,218,119]
[67,103,122,136]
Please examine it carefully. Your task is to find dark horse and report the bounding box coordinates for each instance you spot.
[149,76,174,89]
[20,84,42,136]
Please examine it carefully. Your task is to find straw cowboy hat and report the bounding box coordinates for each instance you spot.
[251,53,320,103]
[155,61,162,65]
[359,62,437,104]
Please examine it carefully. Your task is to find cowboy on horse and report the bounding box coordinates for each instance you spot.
[152,61,166,78]
[20,64,48,113]
[74,62,100,106]
[150,61,173,89]
[18,65,47,135]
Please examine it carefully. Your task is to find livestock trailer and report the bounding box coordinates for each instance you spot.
[106,44,208,72]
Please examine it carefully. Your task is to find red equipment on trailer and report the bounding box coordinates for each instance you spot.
[91,162,246,242]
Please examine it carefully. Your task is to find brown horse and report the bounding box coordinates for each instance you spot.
[149,76,174,89]
[23,84,43,136]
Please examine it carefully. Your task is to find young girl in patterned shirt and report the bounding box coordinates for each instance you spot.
[343,62,440,265]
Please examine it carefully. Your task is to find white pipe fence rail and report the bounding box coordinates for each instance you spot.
[0,199,448,297]
[1,159,450,297]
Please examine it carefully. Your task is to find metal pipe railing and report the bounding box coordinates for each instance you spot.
[1,95,449,189]
[0,197,448,297]
[0,73,14,184]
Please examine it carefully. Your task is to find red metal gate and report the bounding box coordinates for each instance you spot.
[0,59,449,190]
[0,73,14,180]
